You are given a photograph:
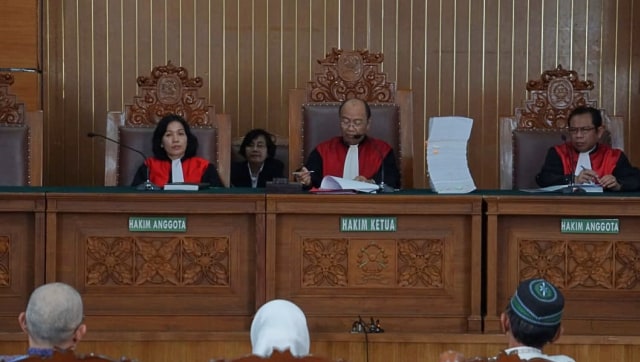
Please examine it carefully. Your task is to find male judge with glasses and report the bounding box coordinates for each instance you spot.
[536,106,640,191]
[294,98,400,189]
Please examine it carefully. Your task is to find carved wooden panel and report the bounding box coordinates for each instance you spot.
[485,195,640,335]
[307,48,395,103]
[125,61,213,127]
[267,194,483,333]
[514,65,597,129]
[0,73,25,125]
[0,236,10,287]
[518,239,640,291]
[85,236,230,287]
[46,192,262,334]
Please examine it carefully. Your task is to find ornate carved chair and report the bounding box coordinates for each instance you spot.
[499,65,623,189]
[288,48,414,188]
[104,62,231,186]
[0,73,43,186]
[212,350,341,362]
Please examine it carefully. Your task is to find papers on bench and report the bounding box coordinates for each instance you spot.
[310,176,380,194]
[522,183,604,193]
[163,182,208,191]
[426,116,476,194]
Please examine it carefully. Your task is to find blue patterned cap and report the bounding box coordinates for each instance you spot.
[510,278,564,327]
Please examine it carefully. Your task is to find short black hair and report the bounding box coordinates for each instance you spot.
[239,128,277,159]
[505,305,561,349]
[152,114,199,160]
[339,98,371,120]
[569,106,602,128]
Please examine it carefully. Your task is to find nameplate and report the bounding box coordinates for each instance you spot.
[560,218,619,234]
[340,217,397,232]
[129,216,187,232]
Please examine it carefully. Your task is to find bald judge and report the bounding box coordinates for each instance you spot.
[295,98,400,189]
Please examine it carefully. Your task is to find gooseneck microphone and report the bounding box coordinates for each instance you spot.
[87,132,161,191]
[560,134,585,194]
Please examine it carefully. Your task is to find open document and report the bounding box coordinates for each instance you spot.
[310,176,380,194]
[521,183,603,193]
[426,116,476,194]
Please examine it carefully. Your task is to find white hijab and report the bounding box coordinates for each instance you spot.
[250,299,311,357]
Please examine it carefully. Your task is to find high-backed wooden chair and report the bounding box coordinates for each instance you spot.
[212,350,342,362]
[8,349,132,362]
[0,73,43,186]
[104,62,231,187]
[499,65,623,189]
[288,48,413,188]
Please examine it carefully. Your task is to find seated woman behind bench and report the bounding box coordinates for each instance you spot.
[131,114,223,187]
[230,128,284,188]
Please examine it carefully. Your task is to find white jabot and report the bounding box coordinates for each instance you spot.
[171,159,184,182]
[575,146,595,176]
[250,299,310,358]
[343,144,359,180]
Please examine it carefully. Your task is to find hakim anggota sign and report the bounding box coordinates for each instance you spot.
[560,218,619,234]
[129,216,187,232]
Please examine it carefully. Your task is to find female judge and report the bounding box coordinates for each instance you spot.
[131,114,223,187]
[230,128,284,187]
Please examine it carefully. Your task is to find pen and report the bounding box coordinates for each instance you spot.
[292,170,315,175]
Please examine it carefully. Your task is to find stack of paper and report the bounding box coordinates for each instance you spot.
[426,116,476,194]
[310,176,380,194]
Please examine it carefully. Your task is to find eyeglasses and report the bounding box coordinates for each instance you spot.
[340,118,367,127]
[567,126,596,134]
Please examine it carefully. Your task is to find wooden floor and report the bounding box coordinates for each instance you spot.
[1,333,640,362]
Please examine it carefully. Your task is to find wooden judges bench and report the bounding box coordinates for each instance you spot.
[1,188,640,362]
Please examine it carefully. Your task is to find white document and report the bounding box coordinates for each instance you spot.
[319,176,380,192]
[163,182,200,191]
[426,116,476,194]
[522,184,603,193]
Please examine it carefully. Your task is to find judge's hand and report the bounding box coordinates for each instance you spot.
[354,175,375,184]
[576,169,599,184]
[295,167,312,186]
[598,174,621,190]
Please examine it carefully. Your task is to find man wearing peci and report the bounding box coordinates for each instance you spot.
[295,98,400,189]
[536,106,640,191]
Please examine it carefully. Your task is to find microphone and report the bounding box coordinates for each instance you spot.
[357,315,369,362]
[87,132,161,191]
[560,134,585,194]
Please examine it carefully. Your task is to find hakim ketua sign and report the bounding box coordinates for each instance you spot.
[129,216,187,232]
[340,216,397,232]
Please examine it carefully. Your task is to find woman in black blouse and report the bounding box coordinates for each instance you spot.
[230,129,284,188]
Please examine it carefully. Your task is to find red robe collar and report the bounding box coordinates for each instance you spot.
[316,136,392,179]
[554,143,621,177]
[146,157,209,186]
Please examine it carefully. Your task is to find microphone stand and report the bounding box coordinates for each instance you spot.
[87,132,161,191]
[559,135,585,194]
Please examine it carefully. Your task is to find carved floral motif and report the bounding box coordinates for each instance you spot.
[0,73,24,125]
[567,241,613,288]
[615,241,640,289]
[0,236,9,287]
[355,242,390,284]
[86,237,134,285]
[85,236,230,287]
[519,240,566,287]
[182,237,229,286]
[308,48,395,103]
[397,239,443,288]
[516,65,597,129]
[126,61,211,127]
[302,238,348,287]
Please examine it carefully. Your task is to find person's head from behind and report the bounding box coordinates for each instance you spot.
[239,129,277,166]
[19,282,86,350]
[501,278,565,349]
[339,98,371,146]
[250,299,310,357]
[152,114,199,160]
[567,106,604,153]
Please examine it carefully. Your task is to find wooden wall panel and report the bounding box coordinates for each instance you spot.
[42,0,640,187]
